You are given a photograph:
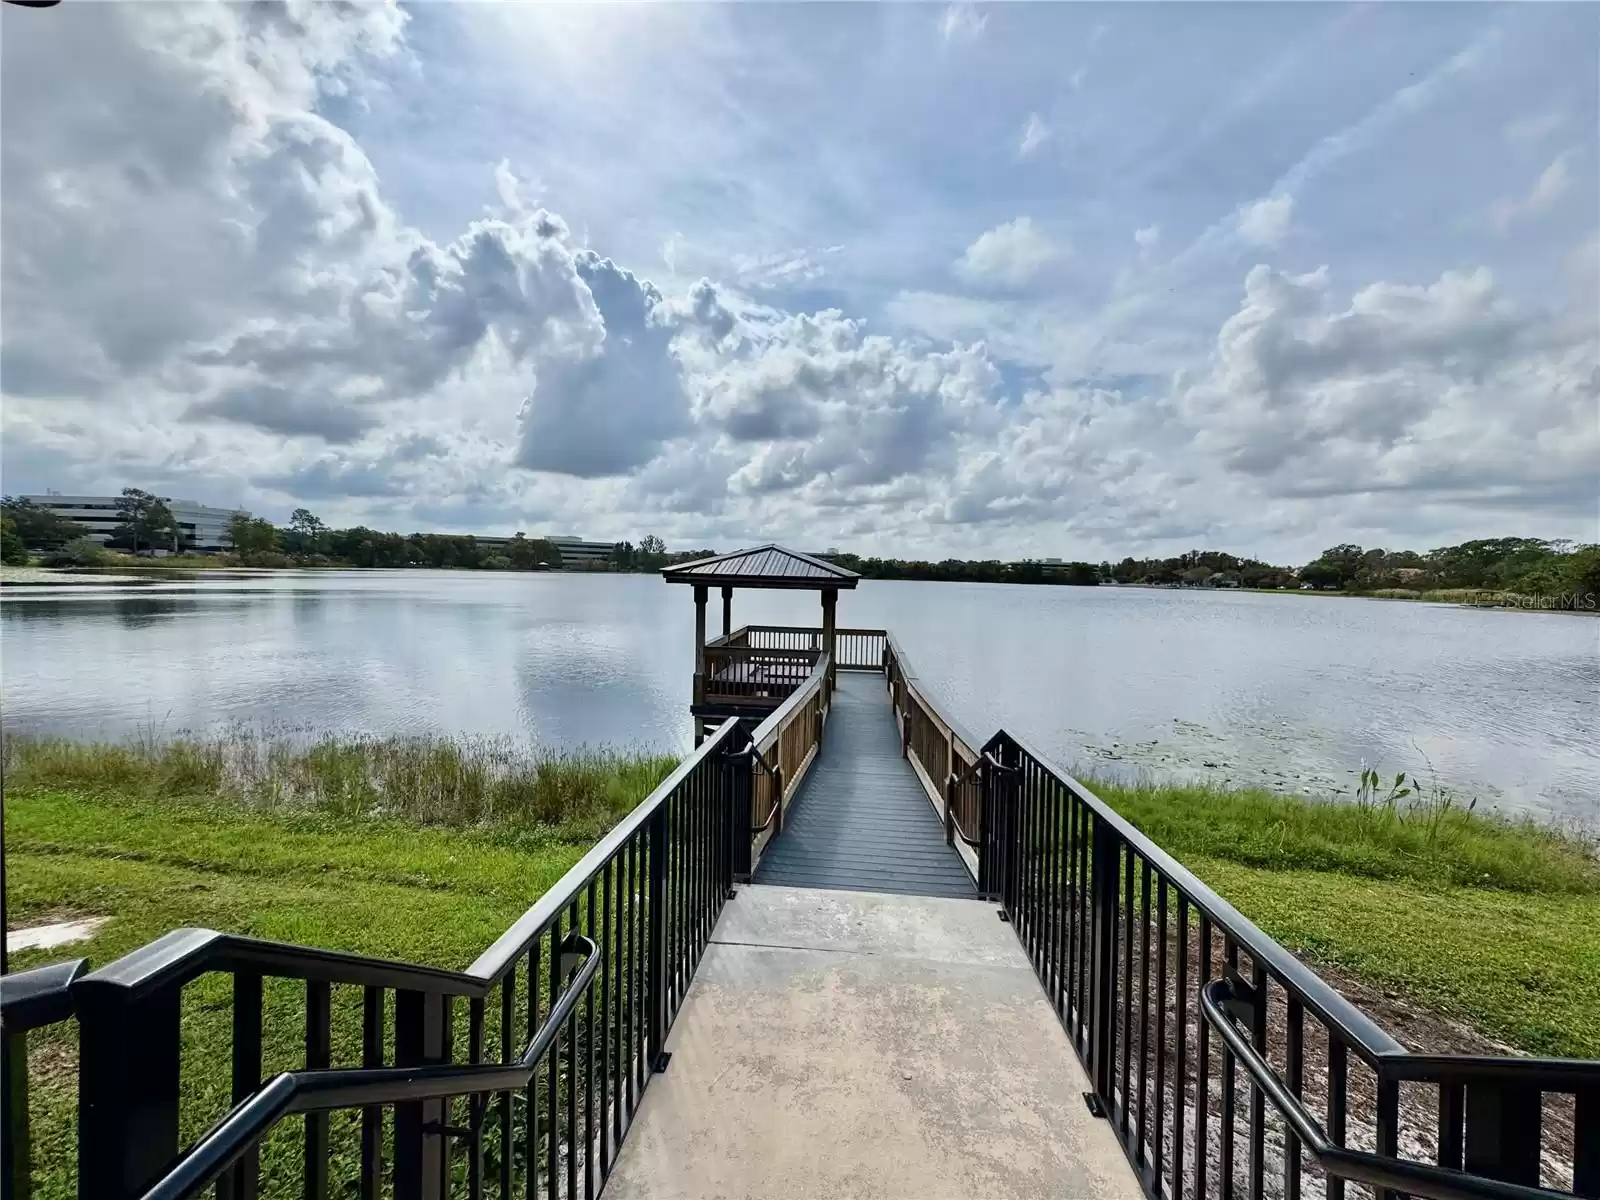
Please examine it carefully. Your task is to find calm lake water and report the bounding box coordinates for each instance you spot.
[3,571,1596,827]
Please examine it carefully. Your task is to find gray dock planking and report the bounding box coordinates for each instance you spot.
[752,672,977,898]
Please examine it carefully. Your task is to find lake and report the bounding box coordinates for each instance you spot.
[3,570,1596,827]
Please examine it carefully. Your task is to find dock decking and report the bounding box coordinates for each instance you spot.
[752,672,977,898]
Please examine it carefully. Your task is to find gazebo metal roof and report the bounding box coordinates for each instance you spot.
[661,544,860,590]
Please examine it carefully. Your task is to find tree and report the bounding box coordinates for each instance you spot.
[1,497,83,549]
[284,508,327,556]
[1,516,28,564]
[228,514,280,557]
[110,488,181,553]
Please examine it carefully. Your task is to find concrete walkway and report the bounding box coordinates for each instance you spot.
[605,885,1141,1200]
[752,673,977,898]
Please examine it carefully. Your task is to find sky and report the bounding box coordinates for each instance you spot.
[2,1,1596,564]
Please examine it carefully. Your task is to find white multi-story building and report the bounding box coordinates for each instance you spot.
[20,493,246,553]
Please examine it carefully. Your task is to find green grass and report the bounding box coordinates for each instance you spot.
[7,791,599,1199]
[1188,857,1600,1058]
[1085,775,1600,1057]
[4,731,678,842]
[1086,774,1600,895]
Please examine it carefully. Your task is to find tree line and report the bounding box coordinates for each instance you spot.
[5,492,1594,601]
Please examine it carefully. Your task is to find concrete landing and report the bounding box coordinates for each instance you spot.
[604,885,1141,1200]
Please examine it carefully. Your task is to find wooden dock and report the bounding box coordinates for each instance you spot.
[752,673,976,898]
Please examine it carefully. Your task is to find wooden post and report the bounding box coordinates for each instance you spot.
[693,584,707,705]
[721,586,732,639]
[820,588,837,687]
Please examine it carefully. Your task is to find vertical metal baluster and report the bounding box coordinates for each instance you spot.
[1327,1038,1347,1200]
[1221,938,1238,1200]
[1068,794,1082,1040]
[1050,776,1066,1015]
[500,965,516,1200]
[1138,860,1151,1165]
[1195,914,1212,1200]
[1436,1082,1464,1173]
[1285,996,1304,1200]
[467,996,485,1200]
[585,883,598,1200]
[220,973,263,1200]
[1375,1073,1399,1200]
[1025,761,1040,963]
[1121,846,1134,1140]
[1572,1085,1598,1197]
[1247,961,1267,1200]
[565,903,580,1200]
[1154,881,1169,1190]
[526,937,543,1200]
[600,864,613,1180]
[304,980,331,1200]
[627,837,641,1113]
[1173,898,1190,1200]
[547,919,561,1200]
[360,986,384,1200]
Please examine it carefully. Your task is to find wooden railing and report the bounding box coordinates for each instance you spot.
[721,626,886,671]
[701,644,818,705]
[737,654,835,875]
[884,632,986,877]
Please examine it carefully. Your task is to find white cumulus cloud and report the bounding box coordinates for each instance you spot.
[1237,194,1294,247]
[955,218,1061,287]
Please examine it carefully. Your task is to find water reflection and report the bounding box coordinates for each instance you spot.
[2,571,1596,824]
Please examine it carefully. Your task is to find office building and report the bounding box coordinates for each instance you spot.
[20,493,245,553]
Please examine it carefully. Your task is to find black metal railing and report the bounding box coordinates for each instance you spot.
[3,717,748,1200]
[977,729,1600,1200]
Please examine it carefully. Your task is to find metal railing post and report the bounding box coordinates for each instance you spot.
[647,805,670,1071]
[3,1027,30,1200]
[392,989,448,1200]
[1463,1080,1542,1186]
[1088,815,1121,1105]
[724,730,753,885]
[74,984,182,1200]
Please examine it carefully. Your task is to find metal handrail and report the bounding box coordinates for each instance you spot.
[138,933,602,1200]
[992,728,1403,1062]
[0,959,85,1032]
[1200,977,1574,1200]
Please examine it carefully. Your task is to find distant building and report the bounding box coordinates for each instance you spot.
[472,533,616,567]
[21,492,245,553]
[547,536,617,567]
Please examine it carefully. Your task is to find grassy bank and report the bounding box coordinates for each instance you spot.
[1084,775,1600,1057]
[4,731,677,842]
[4,736,1596,1195]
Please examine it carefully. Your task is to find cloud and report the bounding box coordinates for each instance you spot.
[938,4,988,44]
[186,385,380,444]
[1237,194,1294,246]
[1490,152,1574,231]
[1505,111,1567,144]
[955,218,1061,287]
[1017,113,1050,159]
[3,2,1596,560]
[1178,264,1597,501]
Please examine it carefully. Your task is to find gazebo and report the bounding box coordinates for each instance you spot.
[661,545,860,740]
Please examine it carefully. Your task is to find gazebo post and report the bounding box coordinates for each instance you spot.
[821,588,837,685]
[721,586,733,639]
[693,585,708,739]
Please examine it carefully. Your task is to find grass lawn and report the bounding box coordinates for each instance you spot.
[1086,775,1599,1057]
[7,791,594,1199]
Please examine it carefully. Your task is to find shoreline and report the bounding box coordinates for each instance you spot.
[6,561,1594,614]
